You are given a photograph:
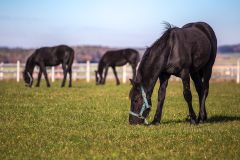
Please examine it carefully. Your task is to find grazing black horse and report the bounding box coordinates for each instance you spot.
[23,45,74,87]
[129,22,217,125]
[95,49,140,85]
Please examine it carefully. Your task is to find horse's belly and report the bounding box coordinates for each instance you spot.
[165,63,182,75]
[113,60,127,66]
[44,60,61,66]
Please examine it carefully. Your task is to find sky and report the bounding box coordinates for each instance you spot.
[0,0,240,48]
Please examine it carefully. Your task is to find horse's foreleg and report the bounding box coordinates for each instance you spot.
[112,66,120,85]
[35,69,42,87]
[40,64,50,87]
[181,71,197,124]
[61,64,67,87]
[102,66,108,85]
[151,74,170,125]
[131,65,137,80]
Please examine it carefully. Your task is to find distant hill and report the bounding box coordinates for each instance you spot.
[218,44,240,54]
[2,43,239,63]
[0,46,145,63]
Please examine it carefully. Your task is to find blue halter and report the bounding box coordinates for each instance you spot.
[129,86,151,124]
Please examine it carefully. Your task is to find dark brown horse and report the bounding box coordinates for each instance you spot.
[23,45,74,87]
[129,22,217,125]
[95,49,140,85]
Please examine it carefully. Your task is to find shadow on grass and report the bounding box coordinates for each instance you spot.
[206,115,240,123]
[160,115,240,125]
[161,119,187,124]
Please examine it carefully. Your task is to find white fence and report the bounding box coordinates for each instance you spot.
[0,60,240,83]
[0,61,134,83]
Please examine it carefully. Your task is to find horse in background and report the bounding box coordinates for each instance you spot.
[23,45,74,87]
[95,49,140,85]
[129,22,217,125]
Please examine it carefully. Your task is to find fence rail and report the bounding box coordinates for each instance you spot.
[0,60,240,83]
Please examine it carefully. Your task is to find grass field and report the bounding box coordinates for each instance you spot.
[0,80,240,159]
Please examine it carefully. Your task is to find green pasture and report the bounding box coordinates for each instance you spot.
[0,80,239,159]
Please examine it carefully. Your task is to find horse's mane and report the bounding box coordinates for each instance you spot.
[136,22,177,84]
[137,22,176,76]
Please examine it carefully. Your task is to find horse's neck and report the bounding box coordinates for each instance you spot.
[26,56,36,75]
[98,60,105,75]
[138,70,159,100]
[138,50,168,99]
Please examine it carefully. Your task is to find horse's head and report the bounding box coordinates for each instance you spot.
[95,70,101,85]
[23,70,33,87]
[129,79,151,125]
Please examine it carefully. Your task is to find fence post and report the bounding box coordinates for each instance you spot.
[237,59,240,84]
[122,65,127,84]
[86,61,90,82]
[0,62,3,80]
[16,61,20,82]
[51,67,55,82]
[73,65,77,81]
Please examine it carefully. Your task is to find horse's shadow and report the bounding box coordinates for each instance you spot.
[206,115,240,123]
[160,115,240,124]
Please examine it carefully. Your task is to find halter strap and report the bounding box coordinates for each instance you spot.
[129,85,151,125]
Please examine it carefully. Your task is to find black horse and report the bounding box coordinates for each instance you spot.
[129,22,217,125]
[23,45,74,87]
[95,49,140,85]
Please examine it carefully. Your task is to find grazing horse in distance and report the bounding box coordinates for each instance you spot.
[95,49,140,85]
[129,22,217,125]
[23,45,74,87]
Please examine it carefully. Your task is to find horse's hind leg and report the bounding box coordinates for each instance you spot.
[198,67,213,122]
[68,66,72,87]
[190,72,206,123]
[61,63,67,87]
[181,70,197,124]
[112,66,120,85]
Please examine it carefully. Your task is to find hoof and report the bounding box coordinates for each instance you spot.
[151,120,160,125]
[197,117,207,124]
[190,118,197,125]
[197,114,207,123]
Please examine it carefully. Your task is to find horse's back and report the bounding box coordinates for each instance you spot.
[183,22,217,61]
[166,24,214,74]
[123,49,140,65]
[34,45,74,66]
[102,49,139,66]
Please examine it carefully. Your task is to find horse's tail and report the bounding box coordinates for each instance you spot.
[133,49,140,63]
[186,22,217,66]
[198,23,217,66]
[68,48,75,67]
